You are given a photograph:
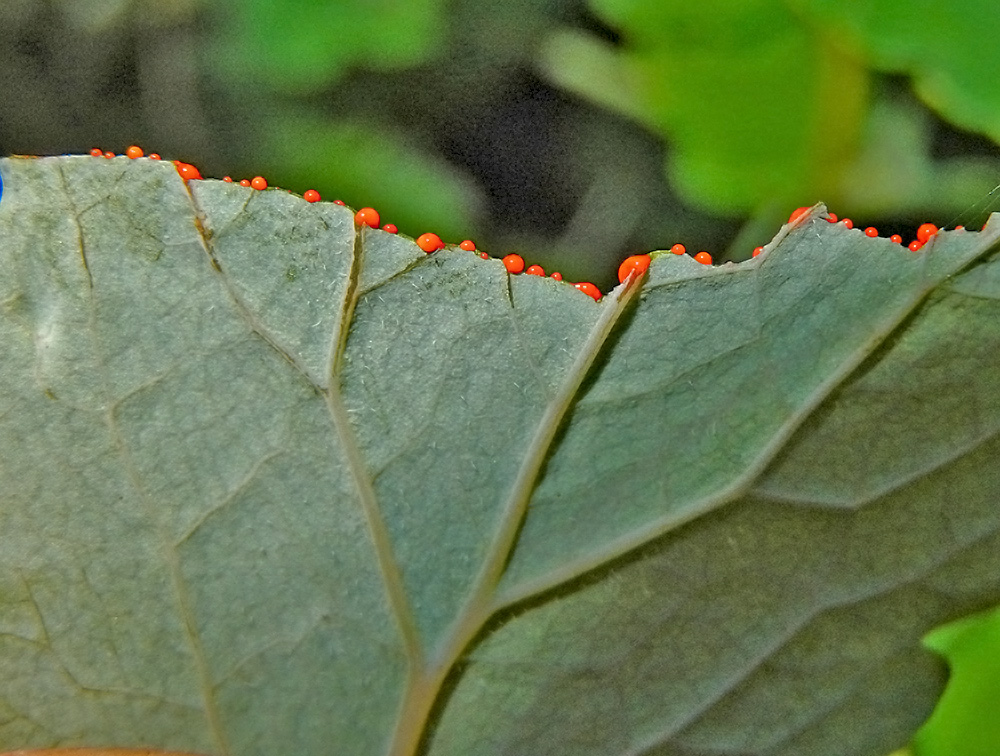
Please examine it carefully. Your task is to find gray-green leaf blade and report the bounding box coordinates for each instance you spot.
[2,155,999,756]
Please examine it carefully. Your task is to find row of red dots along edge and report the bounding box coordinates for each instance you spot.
[91,146,613,301]
[781,205,951,254]
[90,149,961,301]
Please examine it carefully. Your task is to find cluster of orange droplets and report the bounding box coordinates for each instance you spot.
[409,233,596,295]
[89,150,966,303]
[613,243,713,289]
[91,145,291,194]
[334,205,590,293]
[777,205,949,254]
[91,146,163,162]
[623,205,964,279]
[89,146,607,298]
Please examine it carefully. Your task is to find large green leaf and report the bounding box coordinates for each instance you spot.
[539,0,870,212]
[800,0,1000,146]
[211,0,448,92]
[2,155,1000,756]
[915,605,1000,755]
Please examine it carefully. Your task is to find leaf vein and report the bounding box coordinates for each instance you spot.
[495,222,1000,608]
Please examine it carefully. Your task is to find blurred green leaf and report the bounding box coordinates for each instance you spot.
[914,606,1000,756]
[4,156,1000,755]
[211,0,449,92]
[539,29,653,127]
[800,0,1000,146]
[541,0,870,213]
[837,94,1000,221]
[258,112,482,243]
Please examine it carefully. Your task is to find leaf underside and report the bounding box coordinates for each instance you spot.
[2,156,1000,756]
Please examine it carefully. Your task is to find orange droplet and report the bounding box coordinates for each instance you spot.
[670,243,686,255]
[550,271,562,281]
[526,264,545,276]
[459,240,476,251]
[250,176,267,190]
[788,206,811,224]
[354,207,380,228]
[416,233,444,253]
[916,223,938,243]
[617,254,651,284]
[864,227,878,237]
[694,251,712,265]
[573,282,602,301]
[752,246,764,257]
[125,145,143,159]
[502,254,525,274]
[175,162,202,180]
[303,189,320,202]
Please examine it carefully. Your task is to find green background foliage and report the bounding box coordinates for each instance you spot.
[1,0,1000,752]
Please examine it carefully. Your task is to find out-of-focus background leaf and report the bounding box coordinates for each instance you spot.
[1,1,999,752]
[914,606,1000,756]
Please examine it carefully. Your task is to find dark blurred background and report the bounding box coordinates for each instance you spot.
[2,0,1000,291]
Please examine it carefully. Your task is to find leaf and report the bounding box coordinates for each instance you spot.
[2,154,1000,756]
[539,0,870,212]
[914,605,1000,755]
[836,96,1000,221]
[211,0,449,92]
[257,113,482,244]
[800,0,1000,146]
